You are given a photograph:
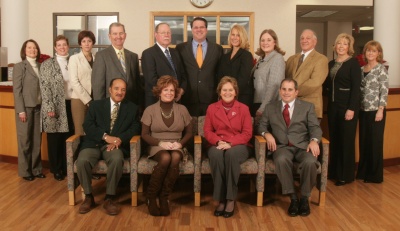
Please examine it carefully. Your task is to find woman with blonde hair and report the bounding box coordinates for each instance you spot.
[218,24,254,108]
[324,33,361,186]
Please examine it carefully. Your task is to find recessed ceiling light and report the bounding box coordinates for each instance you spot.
[301,11,338,18]
[360,26,374,31]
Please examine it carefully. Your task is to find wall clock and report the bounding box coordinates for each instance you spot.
[190,0,214,8]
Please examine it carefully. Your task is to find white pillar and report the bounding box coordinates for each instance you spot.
[1,0,28,63]
[374,0,400,87]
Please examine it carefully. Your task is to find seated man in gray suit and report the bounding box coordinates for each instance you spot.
[92,22,143,107]
[258,79,322,217]
[76,78,140,216]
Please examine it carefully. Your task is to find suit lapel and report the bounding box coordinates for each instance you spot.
[108,47,126,78]
[185,41,197,67]
[203,40,215,67]
[78,52,92,70]
[290,100,302,127]
[111,100,126,134]
[275,101,287,127]
[103,99,112,132]
[23,60,38,78]
[155,45,175,71]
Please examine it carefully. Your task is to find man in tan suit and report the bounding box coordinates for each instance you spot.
[285,29,328,119]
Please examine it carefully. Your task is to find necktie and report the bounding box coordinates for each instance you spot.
[196,44,203,68]
[118,51,126,73]
[283,104,290,127]
[164,49,176,77]
[110,103,119,131]
[296,54,305,71]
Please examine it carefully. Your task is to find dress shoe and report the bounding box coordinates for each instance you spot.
[335,180,346,186]
[288,199,299,217]
[214,209,225,216]
[298,198,310,216]
[22,176,35,181]
[54,173,64,181]
[79,196,95,214]
[35,173,46,178]
[103,198,119,216]
[223,209,234,218]
[364,179,382,184]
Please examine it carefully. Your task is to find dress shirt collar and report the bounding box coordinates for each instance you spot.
[301,49,314,61]
[112,45,124,56]
[110,98,121,113]
[156,42,169,53]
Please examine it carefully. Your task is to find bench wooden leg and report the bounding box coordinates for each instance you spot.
[318,191,326,206]
[68,191,75,206]
[132,192,137,206]
[257,192,263,207]
[195,192,200,207]
[138,181,143,193]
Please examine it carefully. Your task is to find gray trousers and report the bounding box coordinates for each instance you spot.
[76,147,124,195]
[208,145,249,201]
[16,106,42,177]
[273,146,319,197]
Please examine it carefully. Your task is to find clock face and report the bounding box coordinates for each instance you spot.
[190,0,214,8]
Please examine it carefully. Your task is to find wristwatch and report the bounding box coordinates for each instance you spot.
[310,138,319,143]
[261,132,266,137]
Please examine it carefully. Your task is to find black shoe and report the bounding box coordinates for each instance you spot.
[35,173,46,178]
[23,176,35,181]
[288,199,299,217]
[335,180,346,186]
[364,179,382,184]
[54,173,64,181]
[214,209,224,216]
[223,209,234,218]
[299,198,310,216]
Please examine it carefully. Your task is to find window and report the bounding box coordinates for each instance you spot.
[53,13,119,56]
[151,12,254,53]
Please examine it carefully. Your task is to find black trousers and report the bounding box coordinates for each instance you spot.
[47,100,74,175]
[356,110,386,182]
[327,102,358,182]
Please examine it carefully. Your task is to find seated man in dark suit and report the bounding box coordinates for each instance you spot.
[258,79,322,217]
[76,78,140,216]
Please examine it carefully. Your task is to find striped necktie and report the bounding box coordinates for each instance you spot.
[296,54,305,71]
[118,51,126,73]
[164,49,176,77]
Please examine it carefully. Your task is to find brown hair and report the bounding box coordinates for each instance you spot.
[20,39,41,61]
[228,24,250,50]
[333,33,355,56]
[255,29,285,58]
[190,17,208,28]
[363,40,384,63]
[281,78,298,90]
[152,75,179,97]
[109,22,126,34]
[78,30,96,45]
[54,35,69,47]
[216,76,239,97]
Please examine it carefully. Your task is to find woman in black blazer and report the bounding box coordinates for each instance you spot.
[218,24,254,108]
[324,33,361,186]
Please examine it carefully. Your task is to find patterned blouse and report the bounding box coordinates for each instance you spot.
[360,63,389,111]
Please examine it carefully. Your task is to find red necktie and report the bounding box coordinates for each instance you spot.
[283,104,290,127]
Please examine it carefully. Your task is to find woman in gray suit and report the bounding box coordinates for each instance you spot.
[252,29,285,117]
[69,30,95,135]
[40,35,74,181]
[13,39,45,181]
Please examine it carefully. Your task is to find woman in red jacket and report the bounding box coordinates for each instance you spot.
[204,76,253,218]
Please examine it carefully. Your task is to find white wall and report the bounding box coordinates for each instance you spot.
[25,0,372,62]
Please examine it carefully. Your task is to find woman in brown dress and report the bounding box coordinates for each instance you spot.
[141,75,193,216]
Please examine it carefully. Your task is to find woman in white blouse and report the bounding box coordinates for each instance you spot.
[69,30,96,135]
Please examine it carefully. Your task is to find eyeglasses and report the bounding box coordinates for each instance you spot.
[157,31,171,35]
[192,26,206,30]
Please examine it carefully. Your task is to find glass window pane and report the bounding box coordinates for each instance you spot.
[187,16,217,43]
[155,16,184,45]
[220,17,250,46]
[56,16,84,46]
[88,15,118,45]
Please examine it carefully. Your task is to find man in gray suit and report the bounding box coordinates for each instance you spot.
[258,79,322,217]
[92,22,143,107]
[176,17,223,116]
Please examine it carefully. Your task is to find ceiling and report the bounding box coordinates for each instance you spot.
[296,5,374,34]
